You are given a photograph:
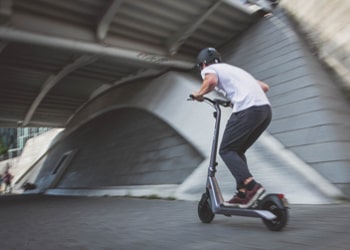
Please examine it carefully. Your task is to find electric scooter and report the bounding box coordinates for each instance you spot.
[189,95,288,231]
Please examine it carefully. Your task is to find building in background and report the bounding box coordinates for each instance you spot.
[0,128,50,159]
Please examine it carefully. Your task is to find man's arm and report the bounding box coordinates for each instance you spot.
[258,80,270,93]
[192,73,218,101]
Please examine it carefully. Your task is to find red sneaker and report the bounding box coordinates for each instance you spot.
[225,184,265,208]
[245,183,265,207]
[227,194,246,206]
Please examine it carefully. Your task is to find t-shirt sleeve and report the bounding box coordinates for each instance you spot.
[201,67,218,79]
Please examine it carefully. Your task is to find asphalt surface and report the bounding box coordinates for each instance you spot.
[0,195,349,250]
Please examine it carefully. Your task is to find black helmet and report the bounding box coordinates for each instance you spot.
[196,47,221,69]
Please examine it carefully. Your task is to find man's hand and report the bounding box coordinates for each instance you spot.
[191,92,204,102]
[258,80,270,92]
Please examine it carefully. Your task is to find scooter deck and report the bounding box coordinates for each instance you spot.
[216,204,277,220]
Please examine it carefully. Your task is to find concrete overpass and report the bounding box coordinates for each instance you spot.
[1,0,349,202]
[0,0,271,127]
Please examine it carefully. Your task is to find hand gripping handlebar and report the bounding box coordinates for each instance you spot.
[188,94,231,107]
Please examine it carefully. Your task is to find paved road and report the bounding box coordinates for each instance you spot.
[0,195,349,250]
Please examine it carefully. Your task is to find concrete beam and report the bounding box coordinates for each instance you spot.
[166,1,224,55]
[0,0,12,24]
[23,55,97,126]
[96,0,123,41]
[0,27,194,69]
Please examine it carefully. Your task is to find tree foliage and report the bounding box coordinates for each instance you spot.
[0,136,8,156]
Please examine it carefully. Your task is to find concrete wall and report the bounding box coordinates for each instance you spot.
[220,7,350,195]
[34,107,203,192]
[280,0,350,92]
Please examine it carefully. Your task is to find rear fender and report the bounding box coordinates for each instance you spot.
[259,193,288,209]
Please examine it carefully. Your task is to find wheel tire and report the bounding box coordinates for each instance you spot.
[198,193,215,223]
[261,201,288,231]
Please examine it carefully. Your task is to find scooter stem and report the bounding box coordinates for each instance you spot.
[209,103,221,176]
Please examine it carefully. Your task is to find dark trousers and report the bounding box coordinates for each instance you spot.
[219,105,272,190]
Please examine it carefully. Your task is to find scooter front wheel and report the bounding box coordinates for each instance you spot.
[198,193,215,223]
[259,194,288,231]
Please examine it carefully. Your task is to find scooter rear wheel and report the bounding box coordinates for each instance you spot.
[198,193,215,223]
[260,200,288,231]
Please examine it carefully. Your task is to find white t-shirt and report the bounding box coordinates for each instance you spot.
[201,63,270,113]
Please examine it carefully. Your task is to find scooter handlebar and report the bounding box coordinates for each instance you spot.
[188,95,231,107]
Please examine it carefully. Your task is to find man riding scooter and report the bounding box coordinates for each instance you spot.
[191,47,271,208]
